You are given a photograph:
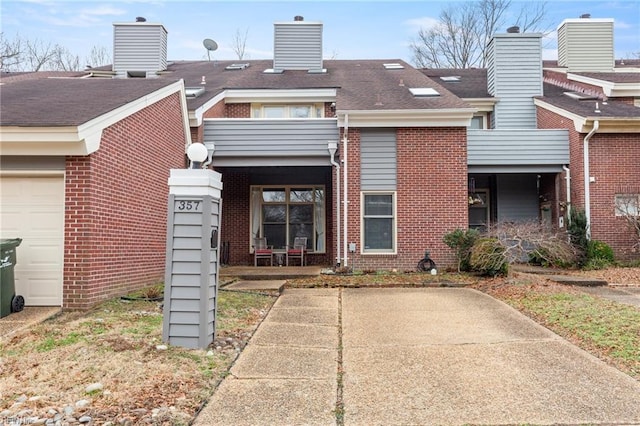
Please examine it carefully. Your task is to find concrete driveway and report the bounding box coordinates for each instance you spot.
[195,288,640,425]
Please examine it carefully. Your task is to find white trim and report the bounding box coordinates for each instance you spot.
[534,98,640,133]
[191,92,226,127]
[224,88,337,103]
[567,73,640,97]
[360,191,397,255]
[463,98,498,112]
[1,80,188,156]
[337,109,475,128]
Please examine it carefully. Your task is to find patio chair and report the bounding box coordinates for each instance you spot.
[286,237,307,266]
[253,237,273,266]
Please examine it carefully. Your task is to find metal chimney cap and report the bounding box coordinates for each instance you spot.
[294,15,304,21]
[506,25,520,33]
[579,13,591,18]
[136,16,146,22]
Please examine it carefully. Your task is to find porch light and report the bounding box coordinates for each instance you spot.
[187,143,208,169]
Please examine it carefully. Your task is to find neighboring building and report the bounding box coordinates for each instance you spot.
[1,15,638,309]
[0,78,190,309]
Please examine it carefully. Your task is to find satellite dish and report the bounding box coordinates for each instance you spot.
[203,38,218,61]
[203,38,218,51]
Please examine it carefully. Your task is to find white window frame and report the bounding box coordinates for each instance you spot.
[469,114,487,129]
[615,194,640,217]
[251,103,324,118]
[361,191,397,254]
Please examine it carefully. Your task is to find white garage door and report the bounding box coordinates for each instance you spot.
[0,175,64,306]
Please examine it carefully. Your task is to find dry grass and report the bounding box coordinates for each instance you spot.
[0,289,276,425]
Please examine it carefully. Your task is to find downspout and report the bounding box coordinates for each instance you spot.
[583,120,599,240]
[562,165,571,224]
[328,141,341,267]
[342,114,349,267]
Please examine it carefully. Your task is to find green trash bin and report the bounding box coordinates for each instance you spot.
[1,238,24,318]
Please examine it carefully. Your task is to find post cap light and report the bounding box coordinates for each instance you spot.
[187,143,208,169]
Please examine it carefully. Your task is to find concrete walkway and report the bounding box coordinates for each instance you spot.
[194,288,640,425]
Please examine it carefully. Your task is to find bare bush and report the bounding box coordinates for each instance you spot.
[487,220,578,267]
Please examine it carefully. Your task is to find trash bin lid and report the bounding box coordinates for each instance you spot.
[0,238,22,250]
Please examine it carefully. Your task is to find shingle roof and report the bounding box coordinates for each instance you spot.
[1,78,181,127]
[420,69,491,99]
[162,59,471,111]
[574,72,640,84]
[537,83,640,118]
[0,71,91,83]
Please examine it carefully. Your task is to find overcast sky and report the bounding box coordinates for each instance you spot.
[2,0,639,65]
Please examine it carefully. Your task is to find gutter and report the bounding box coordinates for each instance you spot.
[328,141,341,267]
[583,120,599,240]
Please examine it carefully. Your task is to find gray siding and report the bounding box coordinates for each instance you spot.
[113,23,168,76]
[487,34,542,129]
[273,22,323,72]
[163,195,219,349]
[557,20,614,72]
[204,119,339,166]
[361,129,397,191]
[468,129,568,169]
[496,174,539,222]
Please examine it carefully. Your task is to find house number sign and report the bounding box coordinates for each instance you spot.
[174,200,203,212]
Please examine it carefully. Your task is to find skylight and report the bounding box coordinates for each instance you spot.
[225,63,250,70]
[185,87,205,98]
[440,76,461,82]
[383,63,404,70]
[409,87,440,97]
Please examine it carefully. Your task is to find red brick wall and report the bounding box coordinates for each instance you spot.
[64,92,187,309]
[537,106,640,260]
[217,169,252,265]
[225,103,251,118]
[344,127,467,271]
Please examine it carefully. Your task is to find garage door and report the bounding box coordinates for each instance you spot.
[0,175,64,306]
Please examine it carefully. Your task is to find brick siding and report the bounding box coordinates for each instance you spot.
[63,92,187,309]
[537,106,640,260]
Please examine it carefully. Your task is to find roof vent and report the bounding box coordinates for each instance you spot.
[506,26,520,33]
[225,63,250,70]
[136,16,146,22]
[579,13,591,19]
[440,76,461,82]
[409,87,440,97]
[383,63,404,70]
[294,15,304,21]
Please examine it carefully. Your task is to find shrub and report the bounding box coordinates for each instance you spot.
[568,209,588,264]
[443,228,480,272]
[583,240,615,270]
[469,238,508,276]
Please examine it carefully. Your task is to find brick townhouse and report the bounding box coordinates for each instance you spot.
[1,15,638,309]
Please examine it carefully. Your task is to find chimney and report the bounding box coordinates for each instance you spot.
[112,19,168,78]
[273,16,324,73]
[486,30,543,129]
[557,17,614,72]
[506,26,520,33]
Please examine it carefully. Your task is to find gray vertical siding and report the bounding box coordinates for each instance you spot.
[557,19,614,72]
[487,34,542,129]
[361,129,397,191]
[113,23,168,75]
[496,174,539,222]
[163,195,219,349]
[273,22,323,72]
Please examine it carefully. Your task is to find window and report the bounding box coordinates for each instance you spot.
[251,103,324,118]
[469,116,485,129]
[615,194,640,217]
[251,186,325,252]
[362,193,396,253]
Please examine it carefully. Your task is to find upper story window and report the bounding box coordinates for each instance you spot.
[252,103,324,118]
[469,115,486,129]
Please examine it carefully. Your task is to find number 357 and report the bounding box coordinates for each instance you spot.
[177,200,201,211]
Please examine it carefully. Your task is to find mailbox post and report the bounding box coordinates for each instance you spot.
[162,157,222,349]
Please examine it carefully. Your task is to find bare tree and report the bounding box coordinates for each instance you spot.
[231,28,249,60]
[86,45,111,68]
[25,38,58,71]
[410,0,548,69]
[0,32,23,71]
[615,194,640,254]
[51,45,81,71]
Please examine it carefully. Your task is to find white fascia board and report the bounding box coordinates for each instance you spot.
[463,98,497,112]
[567,73,640,97]
[191,92,226,127]
[534,98,640,133]
[534,98,588,132]
[223,88,337,103]
[336,108,476,127]
[0,80,187,156]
